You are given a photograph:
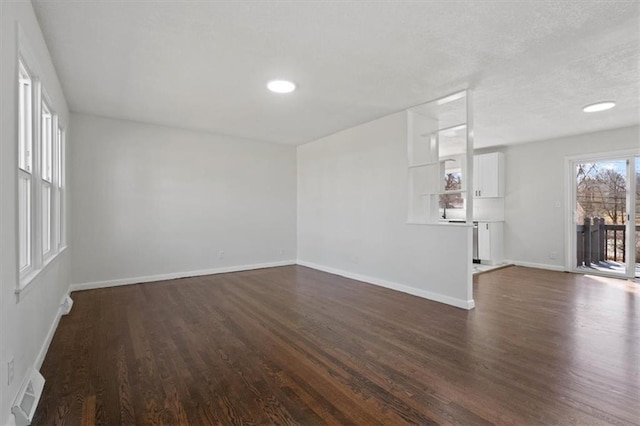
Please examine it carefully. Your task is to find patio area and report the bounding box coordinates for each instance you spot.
[576,217,640,278]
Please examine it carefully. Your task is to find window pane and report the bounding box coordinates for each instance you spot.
[58,129,65,246]
[42,183,51,255]
[41,103,52,182]
[60,189,65,247]
[18,62,32,173]
[54,188,61,249]
[19,174,31,270]
[57,127,62,185]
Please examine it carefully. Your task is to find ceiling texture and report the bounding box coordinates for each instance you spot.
[32,0,639,147]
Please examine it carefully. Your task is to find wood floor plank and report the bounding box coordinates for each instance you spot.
[33,265,640,425]
[80,395,96,426]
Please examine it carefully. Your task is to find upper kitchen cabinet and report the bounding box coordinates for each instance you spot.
[407,90,474,224]
[473,152,504,198]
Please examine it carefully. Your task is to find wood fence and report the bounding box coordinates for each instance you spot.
[576,217,639,267]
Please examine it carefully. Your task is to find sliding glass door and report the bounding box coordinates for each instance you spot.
[571,154,639,279]
[635,157,639,278]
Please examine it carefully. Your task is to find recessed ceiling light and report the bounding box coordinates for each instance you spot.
[267,80,296,94]
[583,101,616,112]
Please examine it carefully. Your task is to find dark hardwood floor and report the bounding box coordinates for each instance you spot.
[34,265,639,425]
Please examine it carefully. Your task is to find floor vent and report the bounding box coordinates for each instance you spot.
[61,295,73,315]
[11,369,45,426]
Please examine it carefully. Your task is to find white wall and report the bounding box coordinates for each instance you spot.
[498,125,639,270]
[69,113,297,287]
[297,112,474,309]
[1,2,71,424]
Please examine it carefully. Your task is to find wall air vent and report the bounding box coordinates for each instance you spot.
[11,368,45,426]
[61,295,73,315]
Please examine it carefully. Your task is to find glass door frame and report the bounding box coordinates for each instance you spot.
[565,149,639,279]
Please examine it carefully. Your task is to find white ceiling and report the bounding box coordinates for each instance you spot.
[32,1,639,147]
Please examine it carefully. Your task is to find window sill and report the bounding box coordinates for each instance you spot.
[406,221,473,227]
[16,245,67,302]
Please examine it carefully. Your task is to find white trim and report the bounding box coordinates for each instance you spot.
[70,260,476,310]
[4,412,17,426]
[564,156,575,273]
[565,151,640,278]
[565,148,640,163]
[16,246,67,301]
[16,24,68,293]
[297,260,475,310]
[406,221,473,227]
[504,259,566,272]
[5,293,68,426]
[69,260,297,292]
[34,292,69,369]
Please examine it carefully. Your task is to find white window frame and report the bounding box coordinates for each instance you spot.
[564,148,640,279]
[18,58,34,277]
[55,126,66,251]
[16,45,67,295]
[41,96,54,259]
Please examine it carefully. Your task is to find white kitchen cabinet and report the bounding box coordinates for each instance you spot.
[473,152,504,198]
[477,221,504,265]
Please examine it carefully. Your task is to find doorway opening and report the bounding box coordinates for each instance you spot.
[570,154,639,279]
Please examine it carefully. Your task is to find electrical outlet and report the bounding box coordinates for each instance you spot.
[549,251,557,260]
[218,251,225,260]
[7,359,14,385]
[279,249,285,256]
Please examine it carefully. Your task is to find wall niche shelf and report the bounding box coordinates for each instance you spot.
[407,90,474,224]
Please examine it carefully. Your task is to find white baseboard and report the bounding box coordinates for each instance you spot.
[69,260,297,292]
[5,261,294,426]
[504,259,566,272]
[4,292,70,426]
[4,412,16,426]
[297,260,475,310]
[35,292,69,369]
[10,257,476,426]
